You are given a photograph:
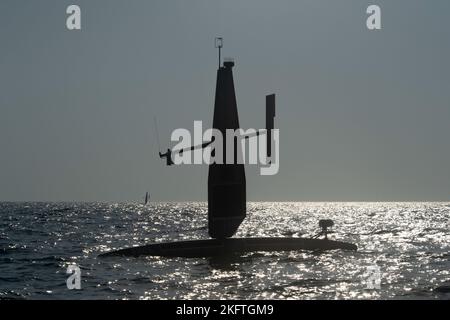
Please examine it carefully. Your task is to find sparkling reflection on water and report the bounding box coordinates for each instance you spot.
[0,202,449,299]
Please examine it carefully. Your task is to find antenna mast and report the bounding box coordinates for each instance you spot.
[215,37,223,68]
[153,116,161,153]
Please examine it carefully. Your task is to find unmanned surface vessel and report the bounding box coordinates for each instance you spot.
[100,39,356,258]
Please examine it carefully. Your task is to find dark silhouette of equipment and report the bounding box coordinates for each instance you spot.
[313,219,335,239]
[159,149,174,166]
[266,94,275,158]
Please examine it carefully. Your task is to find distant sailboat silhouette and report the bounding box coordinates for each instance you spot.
[100,39,356,258]
[144,192,150,205]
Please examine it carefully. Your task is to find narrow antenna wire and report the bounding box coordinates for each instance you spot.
[153,116,161,152]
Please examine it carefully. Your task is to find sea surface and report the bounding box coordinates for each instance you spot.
[0,202,449,300]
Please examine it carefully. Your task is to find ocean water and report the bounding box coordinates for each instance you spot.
[0,202,449,300]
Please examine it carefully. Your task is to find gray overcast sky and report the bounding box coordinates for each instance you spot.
[1,0,450,202]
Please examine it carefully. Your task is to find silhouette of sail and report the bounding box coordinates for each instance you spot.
[208,59,246,239]
[144,192,149,205]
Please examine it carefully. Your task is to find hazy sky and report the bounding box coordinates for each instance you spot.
[1,0,450,201]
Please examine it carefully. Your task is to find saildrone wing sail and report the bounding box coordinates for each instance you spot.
[208,60,246,239]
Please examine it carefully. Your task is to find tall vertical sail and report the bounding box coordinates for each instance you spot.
[208,59,246,239]
[266,94,275,158]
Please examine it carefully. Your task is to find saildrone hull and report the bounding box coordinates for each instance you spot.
[99,237,357,258]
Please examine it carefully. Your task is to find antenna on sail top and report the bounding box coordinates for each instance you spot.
[215,37,223,68]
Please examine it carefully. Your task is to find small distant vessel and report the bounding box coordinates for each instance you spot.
[144,192,150,205]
